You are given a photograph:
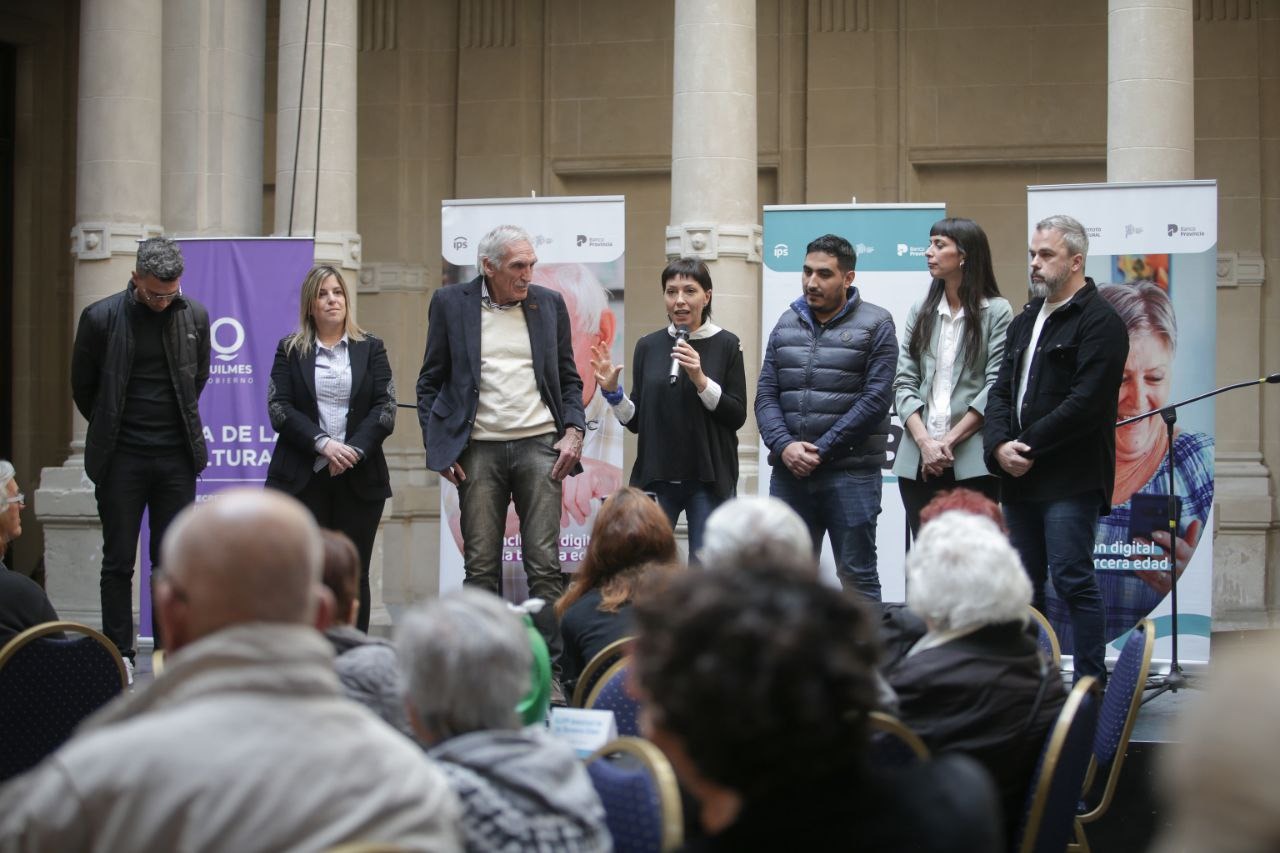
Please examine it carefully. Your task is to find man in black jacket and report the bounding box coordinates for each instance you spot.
[71,237,210,671]
[983,214,1128,680]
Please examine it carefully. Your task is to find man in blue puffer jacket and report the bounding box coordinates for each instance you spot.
[756,234,897,600]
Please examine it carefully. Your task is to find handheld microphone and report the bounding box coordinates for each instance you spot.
[1266,373,1280,384]
[669,325,690,385]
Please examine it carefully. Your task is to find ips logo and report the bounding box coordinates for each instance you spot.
[211,317,246,363]
[772,243,788,258]
[452,236,468,250]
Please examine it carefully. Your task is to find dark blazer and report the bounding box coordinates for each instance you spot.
[415,276,586,473]
[982,279,1128,512]
[265,335,396,501]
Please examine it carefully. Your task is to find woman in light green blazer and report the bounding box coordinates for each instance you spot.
[893,217,1013,538]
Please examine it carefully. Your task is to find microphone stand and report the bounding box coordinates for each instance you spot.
[1119,374,1279,703]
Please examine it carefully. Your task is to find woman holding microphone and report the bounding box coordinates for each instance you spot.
[893,218,1012,539]
[266,265,396,631]
[590,258,747,557]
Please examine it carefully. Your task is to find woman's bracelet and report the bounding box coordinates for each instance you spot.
[601,385,626,405]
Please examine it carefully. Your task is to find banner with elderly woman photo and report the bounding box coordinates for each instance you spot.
[1027,181,1217,667]
[437,197,626,602]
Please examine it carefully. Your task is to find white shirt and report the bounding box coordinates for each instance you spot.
[313,335,352,471]
[926,300,973,440]
[1016,297,1068,428]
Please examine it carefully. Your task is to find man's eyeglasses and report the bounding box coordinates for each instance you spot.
[4,491,24,508]
[137,285,183,306]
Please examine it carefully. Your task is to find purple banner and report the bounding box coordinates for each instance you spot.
[140,238,316,638]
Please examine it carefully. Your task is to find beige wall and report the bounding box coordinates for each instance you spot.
[3,0,1276,620]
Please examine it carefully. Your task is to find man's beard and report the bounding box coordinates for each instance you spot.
[1029,270,1066,300]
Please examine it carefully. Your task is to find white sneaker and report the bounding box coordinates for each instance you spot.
[123,657,135,686]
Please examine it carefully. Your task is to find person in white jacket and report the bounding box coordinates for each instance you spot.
[0,488,462,853]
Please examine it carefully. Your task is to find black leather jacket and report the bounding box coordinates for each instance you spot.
[71,282,210,484]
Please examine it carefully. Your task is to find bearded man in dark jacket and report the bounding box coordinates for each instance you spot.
[71,236,210,671]
[755,233,897,600]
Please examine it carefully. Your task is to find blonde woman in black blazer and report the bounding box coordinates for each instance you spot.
[266,265,396,631]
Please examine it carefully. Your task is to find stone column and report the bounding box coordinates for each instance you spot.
[162,0,266,235]
[36,0,165,625]
[274,0,361,270]
[1107,0,1195,181]
[666,0,763,500]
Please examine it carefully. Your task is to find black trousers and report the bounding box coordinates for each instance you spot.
[296,468,386,632]
[898,467,1001,543]
[96,448,196,659]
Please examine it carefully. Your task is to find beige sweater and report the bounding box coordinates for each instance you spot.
[472,303,555,440]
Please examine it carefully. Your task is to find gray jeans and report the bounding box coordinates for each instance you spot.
[456,433,566,663]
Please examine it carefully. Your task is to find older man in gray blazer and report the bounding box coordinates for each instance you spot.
[416,224,585,664]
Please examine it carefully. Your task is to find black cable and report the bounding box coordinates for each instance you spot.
[312,0,328,238]
[287,0,313,236]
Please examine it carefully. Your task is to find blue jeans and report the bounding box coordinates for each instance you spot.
[770,466,882,600]
[1004,494,1106,680]
[646,481,724,563]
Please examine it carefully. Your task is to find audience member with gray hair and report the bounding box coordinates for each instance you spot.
[0,459,60,644]
[0,489,462,851]
[698,494,817,574]
[886,506,1065,843]
[399,588,610,852]
[1150,636,1280,853]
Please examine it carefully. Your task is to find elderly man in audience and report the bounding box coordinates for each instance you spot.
[696,494,817,574]
[0,459,59,645]
[319,528,412,737]
[398,588,610,852]
[1150,636,1280,853]
[632,563,1002,852]
[885,503,1065,846]
[0,488,461,852]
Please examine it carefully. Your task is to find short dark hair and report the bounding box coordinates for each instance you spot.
[633,565,879,799]
[136,237,185,281]
[319,529,360,625]
[660,257,714,324]
[805,234,857,273]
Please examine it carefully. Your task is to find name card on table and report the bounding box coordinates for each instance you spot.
[549,707,618,758]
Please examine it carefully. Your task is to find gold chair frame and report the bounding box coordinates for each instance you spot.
[572,635,634,708]
[1019,675,1100,853]
[1027,605,1062,670]
[1068,618,1156,853]
[0,620,128,690]
[867,710,931,761]
[583,655,631,711]
[588,735,684,852]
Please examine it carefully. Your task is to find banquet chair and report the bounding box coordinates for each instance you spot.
[1028,606,1062,670]
[572,635,634,708]
[1015,676,1101,853]
[587,736,683,853]
[584,656,641,736]
[0,621,128,782]
[867,710,930,765]
[1069,618,1156,853]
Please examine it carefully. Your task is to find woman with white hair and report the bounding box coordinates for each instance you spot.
[886,510,1065,844]
[397,589,609,852]
[0,459,60,644]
